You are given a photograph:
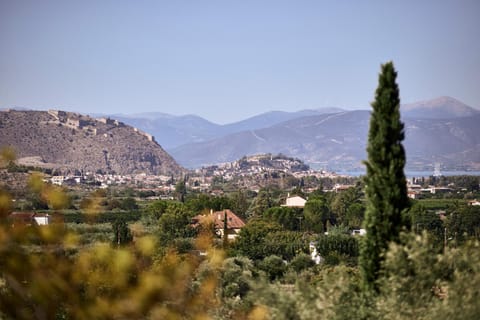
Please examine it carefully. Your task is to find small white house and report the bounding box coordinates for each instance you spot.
[351,229,366,236]
[309,241,322,264]
[51,176,65,185]
[408,191,421,199]
[282,195,307,208]
[33,214,51,226]
[468,199,480,206]
[9,212,52,226]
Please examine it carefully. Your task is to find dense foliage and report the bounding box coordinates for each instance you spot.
[316,234,359,264]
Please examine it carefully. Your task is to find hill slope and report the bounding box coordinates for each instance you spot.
[0,110,183,175]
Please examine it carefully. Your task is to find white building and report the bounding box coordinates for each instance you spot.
[34,214,51,226]
[309,242,322,264]
[468,199,480,206]
[282,195,307,208]
[351,229,366,236]
[51,176,65,185]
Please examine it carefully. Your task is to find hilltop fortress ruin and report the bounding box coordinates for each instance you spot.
[47,110,155,142]
[0,109,182,175]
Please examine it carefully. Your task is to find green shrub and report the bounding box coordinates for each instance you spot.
[258,255,287,281]
[316,234,359,258]
[289,253,315,273]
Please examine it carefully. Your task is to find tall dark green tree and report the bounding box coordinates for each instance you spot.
[359,62,409,293]
[112,218,133,246]
[223,211,229,248]
[175,180,187,203]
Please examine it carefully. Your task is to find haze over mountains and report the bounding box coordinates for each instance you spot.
[102,96,480,171]
[402,96,480,119]
[93,97,480,170]
[2,96,479,173]
[109,107,345,149]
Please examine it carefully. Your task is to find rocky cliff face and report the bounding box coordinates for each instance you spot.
[0,110,184,175]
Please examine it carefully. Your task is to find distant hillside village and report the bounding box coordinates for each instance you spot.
[41,153,345,193]
[33,153,474,202]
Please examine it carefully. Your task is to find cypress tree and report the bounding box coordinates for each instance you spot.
[223,211,229,248]
[359,62,409,293]
[112,218,133,246]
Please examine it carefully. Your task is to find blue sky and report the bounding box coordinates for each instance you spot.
[1,0,479,124]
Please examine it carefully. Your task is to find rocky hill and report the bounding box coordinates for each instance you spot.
[228,154,309,173]
[0,110,183,175]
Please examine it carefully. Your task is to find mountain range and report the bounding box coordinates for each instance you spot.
[104,96,480,171]
[2,96,479,173]
[108,107,345,149]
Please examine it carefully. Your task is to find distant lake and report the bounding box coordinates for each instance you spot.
[335,170,480,178]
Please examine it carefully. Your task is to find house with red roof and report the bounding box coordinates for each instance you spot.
[192,209,245,240]
[8,212,52,227]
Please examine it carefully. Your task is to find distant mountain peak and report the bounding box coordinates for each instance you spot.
[402,96,479,119]
[404,96,460,108]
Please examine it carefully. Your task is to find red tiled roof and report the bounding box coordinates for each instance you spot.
[193,209,245,230]
[9,212,36,224]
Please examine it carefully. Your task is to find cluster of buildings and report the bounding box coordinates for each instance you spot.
[49,172,174,189]
[193,154,340,187]
[406,182,454,199]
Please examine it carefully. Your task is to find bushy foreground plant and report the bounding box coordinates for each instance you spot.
[235,233,480,320]
[0,169,267,320]
[0,223,227,319]
[377,233,480,320]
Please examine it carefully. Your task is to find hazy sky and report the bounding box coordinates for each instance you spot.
[1,0,479,124]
